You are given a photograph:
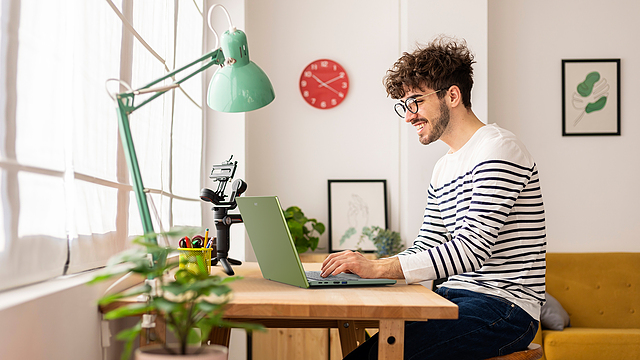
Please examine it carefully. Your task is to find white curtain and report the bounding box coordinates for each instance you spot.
[0,0,204,291]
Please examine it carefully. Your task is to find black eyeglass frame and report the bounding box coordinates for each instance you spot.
[394,87,450,118]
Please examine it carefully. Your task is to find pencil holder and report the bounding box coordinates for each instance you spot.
[178,248,213,275]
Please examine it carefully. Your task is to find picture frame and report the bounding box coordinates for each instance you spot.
[327,179,388,252]
[562,59,620,136]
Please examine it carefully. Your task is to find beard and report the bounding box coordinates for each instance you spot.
[419,99,450,145]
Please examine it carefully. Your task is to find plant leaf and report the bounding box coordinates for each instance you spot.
[116,321,142,341]
[287,220,303,237]
[98,283,151,306]
[313,222,325,234]
[187,327,201,345]
[152,297,182,314]
[195,300,222,313]
[308,236,319,251]
[116,321,141,360]
[88,264,135,285]
[104,303,153,320]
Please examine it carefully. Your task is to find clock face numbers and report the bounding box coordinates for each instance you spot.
[299,59,349,109]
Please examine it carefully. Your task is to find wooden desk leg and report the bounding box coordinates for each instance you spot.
[378,319,404,360]
[353,322,366,345]
[140,314,166,347]
[208,327,231,347]
[337,320,367,357]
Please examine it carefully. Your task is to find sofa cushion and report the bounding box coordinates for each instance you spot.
[546,253,640,328]
[543,328,640,360]
[541,292,570,330]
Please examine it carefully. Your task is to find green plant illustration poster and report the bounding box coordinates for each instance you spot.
[562,59,620,136]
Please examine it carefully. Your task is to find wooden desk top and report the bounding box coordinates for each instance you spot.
[215,262,457,322]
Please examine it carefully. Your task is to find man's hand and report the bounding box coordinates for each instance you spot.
[320,250,405,279]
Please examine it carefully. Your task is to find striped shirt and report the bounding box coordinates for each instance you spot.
[397,124,546,320]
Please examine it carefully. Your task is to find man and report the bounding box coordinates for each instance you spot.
[321,36,546,359]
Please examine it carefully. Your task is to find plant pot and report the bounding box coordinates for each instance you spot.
[135,344,228,360]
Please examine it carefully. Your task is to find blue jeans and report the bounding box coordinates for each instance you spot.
[344,287,539,360]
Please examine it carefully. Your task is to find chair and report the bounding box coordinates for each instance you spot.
[484,343,543,360]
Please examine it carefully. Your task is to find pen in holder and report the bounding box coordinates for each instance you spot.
[178,248,213,275]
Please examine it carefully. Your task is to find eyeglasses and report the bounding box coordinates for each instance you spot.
[394,88,446,118]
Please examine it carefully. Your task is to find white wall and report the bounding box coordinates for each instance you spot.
[488,0,640,252]
[243,0,488,254]
[244,0,401,256]
[0,274,134,360]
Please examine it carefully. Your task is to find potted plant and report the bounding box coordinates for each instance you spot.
[90,228,261,360]
[341,226,405,258]
[283,206,325,253]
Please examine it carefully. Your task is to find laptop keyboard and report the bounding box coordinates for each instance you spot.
[305,271,362,282]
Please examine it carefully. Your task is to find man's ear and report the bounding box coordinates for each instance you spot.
[447,85,462,108]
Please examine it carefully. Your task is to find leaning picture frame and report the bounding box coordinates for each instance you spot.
[328,179,388,253]
[562,59,621,136]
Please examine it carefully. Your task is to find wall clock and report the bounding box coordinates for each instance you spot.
[299,59,349,109]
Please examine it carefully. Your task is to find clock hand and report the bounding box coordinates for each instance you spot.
[320,83,340,95]
[312,74,328,86]
[322,73,344,86]
[312,74,340,95]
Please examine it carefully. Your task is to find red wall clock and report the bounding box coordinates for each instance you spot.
[299,59,349,109]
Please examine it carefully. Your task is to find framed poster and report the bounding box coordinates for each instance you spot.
[562,59,620,136]
[327,179,388,252]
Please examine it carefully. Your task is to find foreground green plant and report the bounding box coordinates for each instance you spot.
[284,206,325,253]
[90,228,262,360]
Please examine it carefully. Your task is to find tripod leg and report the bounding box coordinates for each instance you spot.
[218,257,235,276]
[227,258,242,265]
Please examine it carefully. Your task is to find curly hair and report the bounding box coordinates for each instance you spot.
[383,36,475,109]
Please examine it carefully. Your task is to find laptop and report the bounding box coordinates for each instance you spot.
[236,196,396,288]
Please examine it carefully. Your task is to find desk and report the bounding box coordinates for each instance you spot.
[208,262,457,359]
[100,262,457,360]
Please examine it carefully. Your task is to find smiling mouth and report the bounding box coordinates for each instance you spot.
[414,122,425,133]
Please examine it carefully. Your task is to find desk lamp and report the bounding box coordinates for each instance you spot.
[108,4,273,273]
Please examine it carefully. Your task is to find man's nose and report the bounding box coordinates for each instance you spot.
[405,110,418,123]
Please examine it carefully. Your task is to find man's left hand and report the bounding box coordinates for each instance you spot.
[320,250,404,279]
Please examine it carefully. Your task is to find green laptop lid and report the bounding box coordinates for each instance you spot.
[236,196,310,288]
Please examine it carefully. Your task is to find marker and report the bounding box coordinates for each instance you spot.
[185,236,192,248]
[191,235,204,248]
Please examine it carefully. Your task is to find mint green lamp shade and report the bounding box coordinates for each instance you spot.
[207,29,275,112]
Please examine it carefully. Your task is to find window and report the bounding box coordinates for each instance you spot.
[0,0,204,291]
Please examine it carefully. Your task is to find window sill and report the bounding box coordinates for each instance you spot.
[0,253,182,312]
[0,268,142,312]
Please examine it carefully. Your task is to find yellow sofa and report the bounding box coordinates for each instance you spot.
[532,253,640,360]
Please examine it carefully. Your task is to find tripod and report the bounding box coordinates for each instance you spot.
[200,156,247,276]
[211,207,243,275]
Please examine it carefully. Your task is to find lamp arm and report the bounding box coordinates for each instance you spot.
[121,48,225,114]
[116,96,155,238]
[114,48,225,243]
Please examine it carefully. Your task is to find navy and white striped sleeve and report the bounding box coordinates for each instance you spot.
[397,184,450,254]
[397,159,535,284]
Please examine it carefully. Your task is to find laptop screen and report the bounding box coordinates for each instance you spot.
[236,196,310,288]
